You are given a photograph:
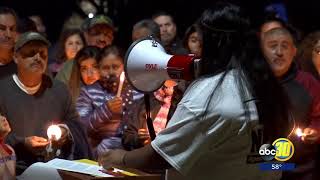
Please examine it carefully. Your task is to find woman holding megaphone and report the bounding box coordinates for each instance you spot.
[98,2,291,180]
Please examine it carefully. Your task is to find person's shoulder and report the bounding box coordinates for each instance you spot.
[190,70,236,87]
[296,70,320,96]
[80,82,105,96]
[297,70,318,82]
[62,60,74,68]
[296,70,320,88]
[52,77,68,88]
[55,60,74,80]
[0,75,12,84]
[0,76,14,92]
[49,76,70,95]
[83,82,103,91]
[181,70,239,103]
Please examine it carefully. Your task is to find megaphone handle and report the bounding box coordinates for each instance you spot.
[144,93,156,140]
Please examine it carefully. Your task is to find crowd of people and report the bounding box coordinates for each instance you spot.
[0,2,320,180]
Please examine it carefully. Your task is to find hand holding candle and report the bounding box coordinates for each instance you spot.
[116,72,125,97]
[301,128,319,143]
[46,125,61,153]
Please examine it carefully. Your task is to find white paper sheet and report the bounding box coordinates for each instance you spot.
[18,158,113,179]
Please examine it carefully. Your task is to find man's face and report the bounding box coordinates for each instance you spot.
[0,13,17,50]
[262,33,296,77]
[85,24,114,49]
[14,42,48,75]
[153,15,176,45]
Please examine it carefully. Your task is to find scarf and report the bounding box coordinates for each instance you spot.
[152,87,173,134]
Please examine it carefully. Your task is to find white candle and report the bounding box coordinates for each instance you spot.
[116,72,125,97]
[47,125,62,141]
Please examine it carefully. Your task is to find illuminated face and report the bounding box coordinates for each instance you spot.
[262,33,296,77]
[99,54,123,78]
[79,58,100,85]
[14,43,48,75]
[153,15,176,45]
[0,116,11,138]
[0,14,17,50]
[312,40,320,74]
[85,24,114,49]
[65,34,84,60]
[187,32,202,57]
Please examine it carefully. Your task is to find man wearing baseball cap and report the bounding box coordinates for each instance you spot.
[0,32,92,174]
[82,14,115,49]
[55,15,115,84]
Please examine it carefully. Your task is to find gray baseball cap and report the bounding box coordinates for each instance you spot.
[15,32,50,52]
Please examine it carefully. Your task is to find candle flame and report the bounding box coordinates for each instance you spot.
[47,125,62,140]
[120,72,125,82]
[295,128,303,137]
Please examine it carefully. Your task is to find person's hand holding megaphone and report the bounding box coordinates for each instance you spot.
[107,97,123,118]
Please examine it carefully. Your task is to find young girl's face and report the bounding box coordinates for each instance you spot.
[187,31,202,57]
[99,54,124,78]
[79,58,100,85]
[98,53,124,93]
[0,116,11,138]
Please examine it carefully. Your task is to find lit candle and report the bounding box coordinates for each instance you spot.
[46,125,62,154]
[47,125,62,141]
[295,128,305,137]
[116,72,125,97]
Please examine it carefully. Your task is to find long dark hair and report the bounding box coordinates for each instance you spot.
[69,46,101,102]
[198,2,290,141]
[296,31,320,80]
[55,29,85,63]
[183,23,203,55]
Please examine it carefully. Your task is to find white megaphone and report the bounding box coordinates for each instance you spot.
[125,36,201,93]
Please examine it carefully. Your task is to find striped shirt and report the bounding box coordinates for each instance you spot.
[76,82,134,155]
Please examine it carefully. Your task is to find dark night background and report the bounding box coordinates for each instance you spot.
[1,0,319,49]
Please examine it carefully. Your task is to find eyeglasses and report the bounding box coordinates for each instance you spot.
[20,49,48,59]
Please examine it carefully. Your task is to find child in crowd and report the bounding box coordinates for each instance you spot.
[76,46,135,158]
[0,115,15,180]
